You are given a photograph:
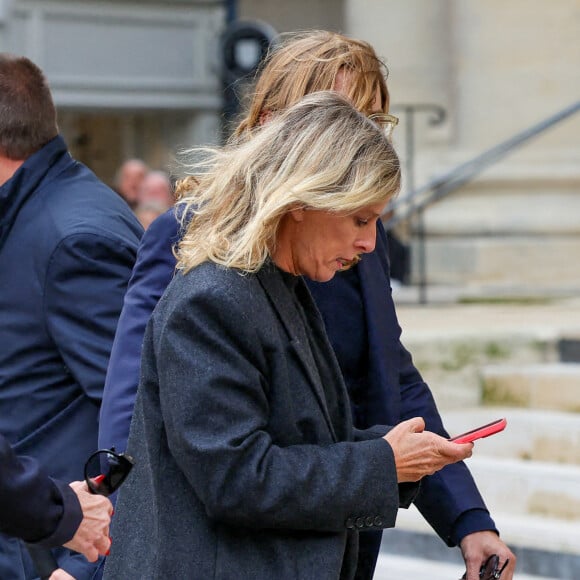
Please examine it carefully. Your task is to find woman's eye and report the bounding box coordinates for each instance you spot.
[356,218,369,227]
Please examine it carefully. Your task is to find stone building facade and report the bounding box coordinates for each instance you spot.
[1,0,578,291]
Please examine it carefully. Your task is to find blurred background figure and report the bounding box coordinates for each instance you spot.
[135,200,170,230]
[137,170,173,207]
[114,158,149,210]
[134,170,175,229]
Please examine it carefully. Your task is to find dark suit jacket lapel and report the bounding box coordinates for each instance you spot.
[357,249,400,426]
[256,266,338,441]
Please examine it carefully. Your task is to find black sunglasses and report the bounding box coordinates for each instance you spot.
[84,448,135,496]
[28,448,135,579]
[461,554,509,580]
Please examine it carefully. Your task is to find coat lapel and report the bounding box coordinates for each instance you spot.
[357,239,400,426]
[256,265,339,441]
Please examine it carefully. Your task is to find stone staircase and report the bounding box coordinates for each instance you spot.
[375,296,580,579]
[482,364,580,412]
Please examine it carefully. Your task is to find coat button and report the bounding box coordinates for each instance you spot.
[345,518,355,529]
[355,517,365,528]
[365,516,374,527]
[373,516,383,527]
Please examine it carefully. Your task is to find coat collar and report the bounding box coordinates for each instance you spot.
[0,135,70,250]
[256,263,339,441]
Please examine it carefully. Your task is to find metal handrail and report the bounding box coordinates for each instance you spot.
[382,100,580,228]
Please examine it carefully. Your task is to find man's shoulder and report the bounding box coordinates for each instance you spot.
[50,164,132,213]
[140,207,181,252]
[41,169,142,243]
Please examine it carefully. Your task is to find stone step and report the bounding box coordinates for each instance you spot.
[386,507,580,578]
[400,333,559,411]
[374,552,557,580]
[481,363,580,412]
[394,498,580,557]
[409,235,580,290]
[440,410,580,520]
[441,408,580,465]
[393,298,580,410]
[465,455,580,520]
[385,405,580,578]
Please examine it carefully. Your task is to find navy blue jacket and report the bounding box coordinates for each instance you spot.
[308,223,496,545]
[100,208,497,572]
[0,136,142,579]
[0,434,81,546]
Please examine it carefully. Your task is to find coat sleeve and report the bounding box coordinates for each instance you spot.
[157,281,401,533]
[99,209,179,453]
[378,223,498,545]
[44,231,139,403]
[0,434,81,545]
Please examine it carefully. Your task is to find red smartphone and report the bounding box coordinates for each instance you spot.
[449,417,507,444]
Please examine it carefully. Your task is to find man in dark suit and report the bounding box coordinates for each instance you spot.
[0,434,112,560]
[0,53,142,578]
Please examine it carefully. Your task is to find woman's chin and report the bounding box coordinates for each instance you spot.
[307,269,336,283]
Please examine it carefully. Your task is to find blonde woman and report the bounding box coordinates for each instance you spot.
[104,92,472,580]
[101,31,515,580]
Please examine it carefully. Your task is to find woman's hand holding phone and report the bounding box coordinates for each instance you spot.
[383,418,474,483]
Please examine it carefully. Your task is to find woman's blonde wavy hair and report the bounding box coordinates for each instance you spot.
[175,91,400,274]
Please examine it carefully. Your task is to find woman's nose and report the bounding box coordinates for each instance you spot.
[355,227,377,254]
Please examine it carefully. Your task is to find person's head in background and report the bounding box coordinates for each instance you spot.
[135,200,170,230]
[114,158,149,209]
[137,170,174,208]
[235,30,396,136]
[0,53,58,186]
[175,30,397,206]
[176,92,401,282]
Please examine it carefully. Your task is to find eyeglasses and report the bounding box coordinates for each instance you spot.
[460,554,510,580]
[84,448,135,496]
[367,112,399,138]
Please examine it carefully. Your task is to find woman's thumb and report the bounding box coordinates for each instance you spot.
[405,416,426,433]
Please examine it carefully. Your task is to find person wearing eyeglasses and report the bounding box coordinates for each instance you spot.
[0,434,112,566]
[99,31,516,579]
[104,90,475,580]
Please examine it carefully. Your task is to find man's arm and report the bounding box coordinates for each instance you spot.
[379,224,515,578]
[397,342,498,543]
[99,208,180,453]
[0,434,81,545]
[0,436,113,580]
[44,231,140,403]
[370,222,496,543]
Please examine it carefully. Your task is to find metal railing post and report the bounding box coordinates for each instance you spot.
[392,104,446,304]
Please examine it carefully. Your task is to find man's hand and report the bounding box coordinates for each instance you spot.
[62,481,112,562]
[383,417,473,482]
[460,530,516,580]
[48,569,75,580]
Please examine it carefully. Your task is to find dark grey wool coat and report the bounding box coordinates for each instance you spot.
[104,261,412,580]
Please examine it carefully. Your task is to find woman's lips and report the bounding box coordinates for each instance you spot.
[337,255,361,271]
